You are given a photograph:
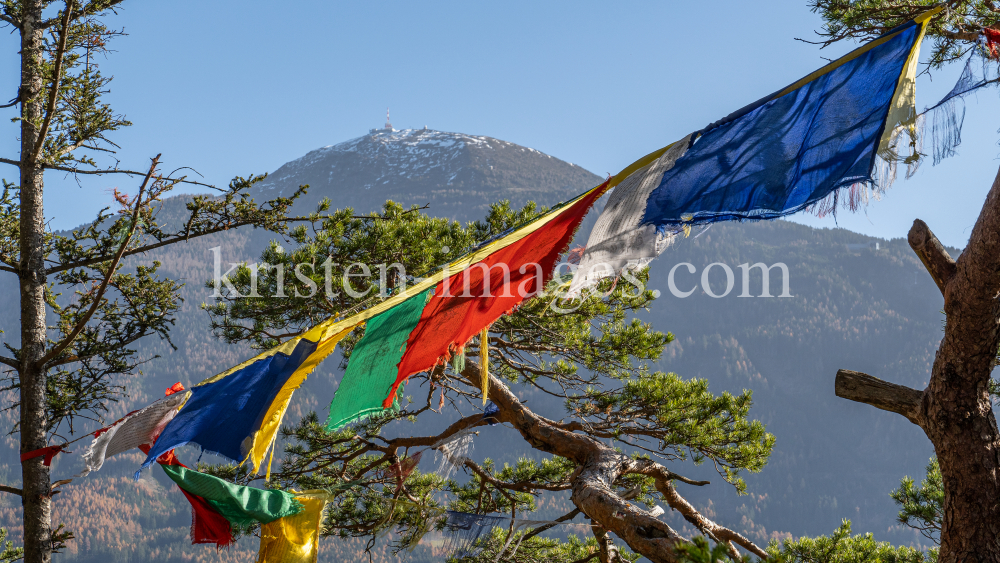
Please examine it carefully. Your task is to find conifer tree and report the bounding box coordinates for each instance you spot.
[206,200,776,563]
[811,2,1000,561]
[0,2,309,562]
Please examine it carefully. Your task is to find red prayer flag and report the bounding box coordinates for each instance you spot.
[139,444,233,547]
[387,182,609,406]
[984,28,1000,58]
[20,444,65,466]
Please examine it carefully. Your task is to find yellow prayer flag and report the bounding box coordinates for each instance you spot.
[256,491,331,563]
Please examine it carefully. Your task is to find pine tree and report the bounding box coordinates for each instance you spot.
[812,2,1000,562]
[205,200,776,563]
[0,2,309,562]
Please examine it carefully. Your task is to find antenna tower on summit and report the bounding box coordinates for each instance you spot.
[385,108,392,130]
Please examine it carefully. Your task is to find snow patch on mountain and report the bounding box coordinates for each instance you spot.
[260,128,557,192]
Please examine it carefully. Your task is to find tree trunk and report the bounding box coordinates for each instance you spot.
[459,362,767,563]
[835,165,1000,563]
[19,1,53,561]
[923,167,1000,563]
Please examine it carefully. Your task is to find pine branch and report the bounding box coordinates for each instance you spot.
[44,214,318,275]
[0,355,18,369]
[40,0,126,28]
[74,0,126,21]
[463,459,572,493]
[39,155,159,368]
[41,162,219,191]
[460,361,768,562]
[568,553,600,563]
[0,157,19,168]
[0,12,18,28]
[30,2,73,166]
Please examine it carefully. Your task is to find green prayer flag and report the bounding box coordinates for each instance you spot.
[161,464,302,527]
[326,288,433,430]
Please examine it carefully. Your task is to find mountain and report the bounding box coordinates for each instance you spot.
[640,221,941,546]
[255,127,603,221]
[0,128,947,561]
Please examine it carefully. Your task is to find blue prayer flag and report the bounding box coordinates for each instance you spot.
[642,21,921,226]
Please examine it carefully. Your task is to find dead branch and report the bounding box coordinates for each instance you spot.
[835,369,924,426]
[0,484,22,496]
[908,219,957,296]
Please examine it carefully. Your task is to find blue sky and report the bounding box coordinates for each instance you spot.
[0,0,996,248]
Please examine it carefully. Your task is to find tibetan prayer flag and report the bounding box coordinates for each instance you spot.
[326,288,433,430]
[256,490,332,563]
[442,511,508,559]
[161,464,303,529]
[141,445,234,547]
[142,175,607,449]
[141,321,354,475]
[643,16,927,226]
[387,181,608,407]
[568,139,691,295]
[570,8,939,293]
[323,181,608,428]
[76,384,189,479]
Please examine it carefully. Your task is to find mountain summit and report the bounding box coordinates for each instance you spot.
[256,128,602,221]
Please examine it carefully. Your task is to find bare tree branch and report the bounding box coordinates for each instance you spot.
[940,29,981,42]
[0,484,22,496]
[0,355,19,369]
[0,12,19,28]
[53,139,115,158]
[41,162,219,190]
[908,219,957,296]
[39,155,159,368]
[520,508,582,543]
[463,458,572,493]
[381,413,485,449]
[45,326,153,368]
[44,213,321,276]
[653,477,766,560]
[835,369,924,426]
[0,89,19,109]
[593,525,625,563]
[457,361,768,563]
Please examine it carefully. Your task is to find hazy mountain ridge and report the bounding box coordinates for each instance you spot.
[0,129,949,561]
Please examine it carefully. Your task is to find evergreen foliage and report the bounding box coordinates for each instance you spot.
[766,520,934,563]
[0,2,316,560]
[0,527,22,563]
[890,458,943,545]
[809,0,1000,69]
[205,198,775,559]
